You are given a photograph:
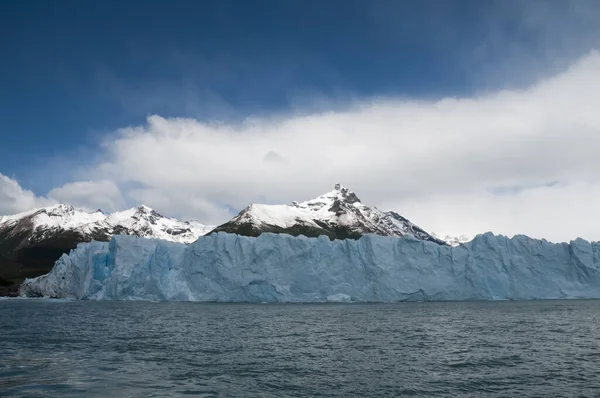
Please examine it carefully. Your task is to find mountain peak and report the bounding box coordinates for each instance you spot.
[312,184,361,207]
[0,203,106,232]
[45,203,75,215]
[134,204,161,217]
[211,184,444,244]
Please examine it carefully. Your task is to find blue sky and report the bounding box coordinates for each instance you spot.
[2,1,600,241]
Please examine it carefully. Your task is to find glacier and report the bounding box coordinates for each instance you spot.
[20,232,600,302]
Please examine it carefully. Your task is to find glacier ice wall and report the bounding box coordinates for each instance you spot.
[20,232,600,302]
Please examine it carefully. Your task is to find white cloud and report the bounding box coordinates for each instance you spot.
[4,51,600,242]
[47,180,125,213]
[0,176,124,216]
[383,182,600,243]
[72,50,600,241]
[125,186,231,224]
[0,173,55,215]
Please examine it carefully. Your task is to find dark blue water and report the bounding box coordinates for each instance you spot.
[1,300,600,397]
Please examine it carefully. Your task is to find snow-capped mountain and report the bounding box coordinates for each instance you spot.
[0,204,213,284]
[431,233,474,247]
[101,205,214,243]
[210,184,446,244]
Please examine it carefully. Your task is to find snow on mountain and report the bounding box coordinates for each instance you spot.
[187,220,216,236]
[0,204,213,245]
[431,233,474,246]
[0,204,105,232]
[100,205,214,244]
[21,232,600,302]
[211,184,446,244]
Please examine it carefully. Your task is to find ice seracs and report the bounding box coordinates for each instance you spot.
[21,232,600,302]
[210,184,446,244]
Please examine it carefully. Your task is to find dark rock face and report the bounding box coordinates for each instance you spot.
[384,212,447,245]
[0,276,20,297]
[0,224,112,288]
[211,218,362,241]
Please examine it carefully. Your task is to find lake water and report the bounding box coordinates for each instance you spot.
[1,300,600,397]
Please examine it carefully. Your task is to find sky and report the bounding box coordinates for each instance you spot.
[1,0,600,242]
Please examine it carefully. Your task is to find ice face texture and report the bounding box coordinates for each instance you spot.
[20,232,600,302]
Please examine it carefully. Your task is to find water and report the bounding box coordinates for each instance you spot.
[1,300,600,397]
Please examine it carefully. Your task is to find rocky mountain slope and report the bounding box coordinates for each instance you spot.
[0,204,213,284]
[210,184,446,244]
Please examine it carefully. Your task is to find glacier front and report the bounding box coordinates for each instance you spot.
[20,232,600,302]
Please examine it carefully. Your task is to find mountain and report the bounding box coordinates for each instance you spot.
[210,184,446,244]
[431,233,473,247]
[21,232,600,302]
[0,204,213,285]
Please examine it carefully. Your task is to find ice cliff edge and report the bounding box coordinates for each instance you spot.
[20,232,600,302]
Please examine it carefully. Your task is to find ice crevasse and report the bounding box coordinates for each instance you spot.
[20,232,600,302]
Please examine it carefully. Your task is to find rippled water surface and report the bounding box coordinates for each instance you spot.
[2,300,600,397]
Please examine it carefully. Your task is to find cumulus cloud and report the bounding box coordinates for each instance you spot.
[4,51,600,241]
[0,173,56,215]
[47,180,125,213]
[125,186,232,225]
